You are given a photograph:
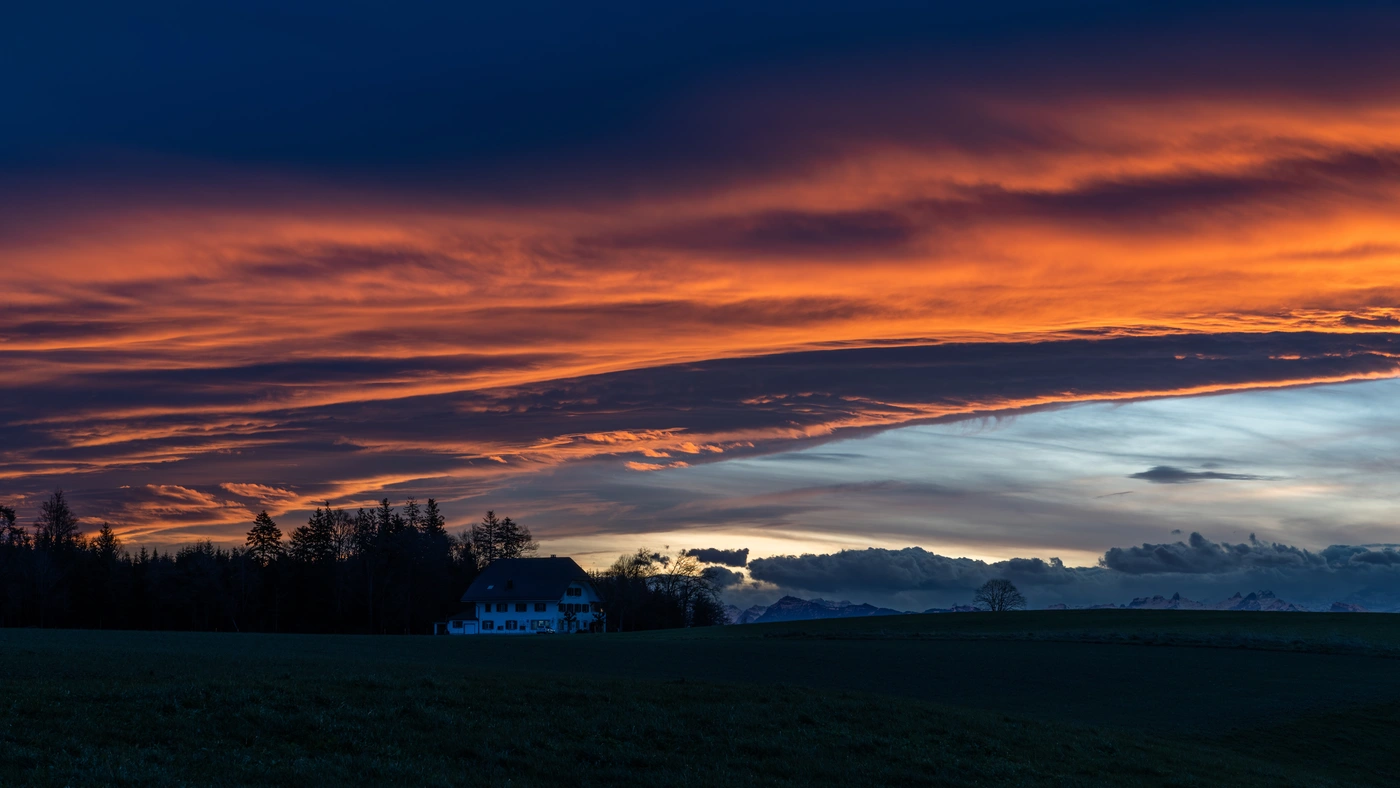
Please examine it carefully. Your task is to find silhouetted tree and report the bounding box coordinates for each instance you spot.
[973,579,1026,612]
[289,506,335,564]
[34,490,80,551]
[92,523,122,562]
[423,499,447,540]
[470,511,504,564]
[472,511,537,565]
[591,548,724,631]
[245,511,283,566]
[498,515,538,559]
[403,499,422,532]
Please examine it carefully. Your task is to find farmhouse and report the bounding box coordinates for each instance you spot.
[441,556,603,635]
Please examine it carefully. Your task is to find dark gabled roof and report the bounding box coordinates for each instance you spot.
[460,557,593,602]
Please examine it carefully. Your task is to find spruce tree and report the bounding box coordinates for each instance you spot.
[288,507,320,563]
[423,499,448,540]
[403,499,422,532]
[498,516,538,559]
[245,511,283,566]
[470,511,502,565]
[93,523,122,562]
[375,499,395,536]
[471,511,538,565]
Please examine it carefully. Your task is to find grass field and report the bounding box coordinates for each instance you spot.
[4,611,1400,786]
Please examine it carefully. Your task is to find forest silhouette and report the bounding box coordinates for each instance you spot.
[0,491,725,633]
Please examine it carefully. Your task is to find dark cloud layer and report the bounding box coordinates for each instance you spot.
[4,331,1400,536]
[1129,466,1268,484]
[745,533,1400,610]
[684,548,750,567]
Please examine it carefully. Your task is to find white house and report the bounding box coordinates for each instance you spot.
[440,556,604,635]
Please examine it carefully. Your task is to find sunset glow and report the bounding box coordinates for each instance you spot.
[5,2,1400,573]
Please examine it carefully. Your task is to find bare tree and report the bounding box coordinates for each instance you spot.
[973,579,1026,612]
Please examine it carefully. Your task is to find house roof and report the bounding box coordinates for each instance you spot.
[460,557,593,602]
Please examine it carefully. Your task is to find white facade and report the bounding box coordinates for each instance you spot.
[457,580,603,635]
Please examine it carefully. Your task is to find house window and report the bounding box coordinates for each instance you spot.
[496,602,508,612]
[566,587,582,597]
[505,620,517,630]
[515,602,527,612]
[534,602,547,612]
[482,620,494,630]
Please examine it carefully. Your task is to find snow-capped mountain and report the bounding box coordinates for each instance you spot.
[1095,590,1352,612]
[723,604,769,625]
[730,596,908,623]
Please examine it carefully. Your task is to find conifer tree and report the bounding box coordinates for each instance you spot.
[93,523,122,562]
[423,499,448,540]
[470,511,538,565]
[498,516,538,559]
[375,499,396,536]
[470,511,503,565]
[245,511,283,566]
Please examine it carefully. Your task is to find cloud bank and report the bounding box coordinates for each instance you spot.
[743,534,1400,611]
[684,548,750,567]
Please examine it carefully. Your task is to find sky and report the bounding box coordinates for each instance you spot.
[6,1,1400,608]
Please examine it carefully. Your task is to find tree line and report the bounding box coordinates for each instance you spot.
[0,491,725,633]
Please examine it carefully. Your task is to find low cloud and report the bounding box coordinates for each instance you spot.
[744,534,1400,611]
[1340,313,1400,327]
[1129,466,1268,484]
[1101,532,1323,574]
[748,547,1092,594]
[684,547,750,567]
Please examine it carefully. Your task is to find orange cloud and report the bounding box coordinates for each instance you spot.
[7,96,1400,540]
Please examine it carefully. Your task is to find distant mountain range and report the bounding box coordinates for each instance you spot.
[733,596,908,624]
[725,590,1373,623]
